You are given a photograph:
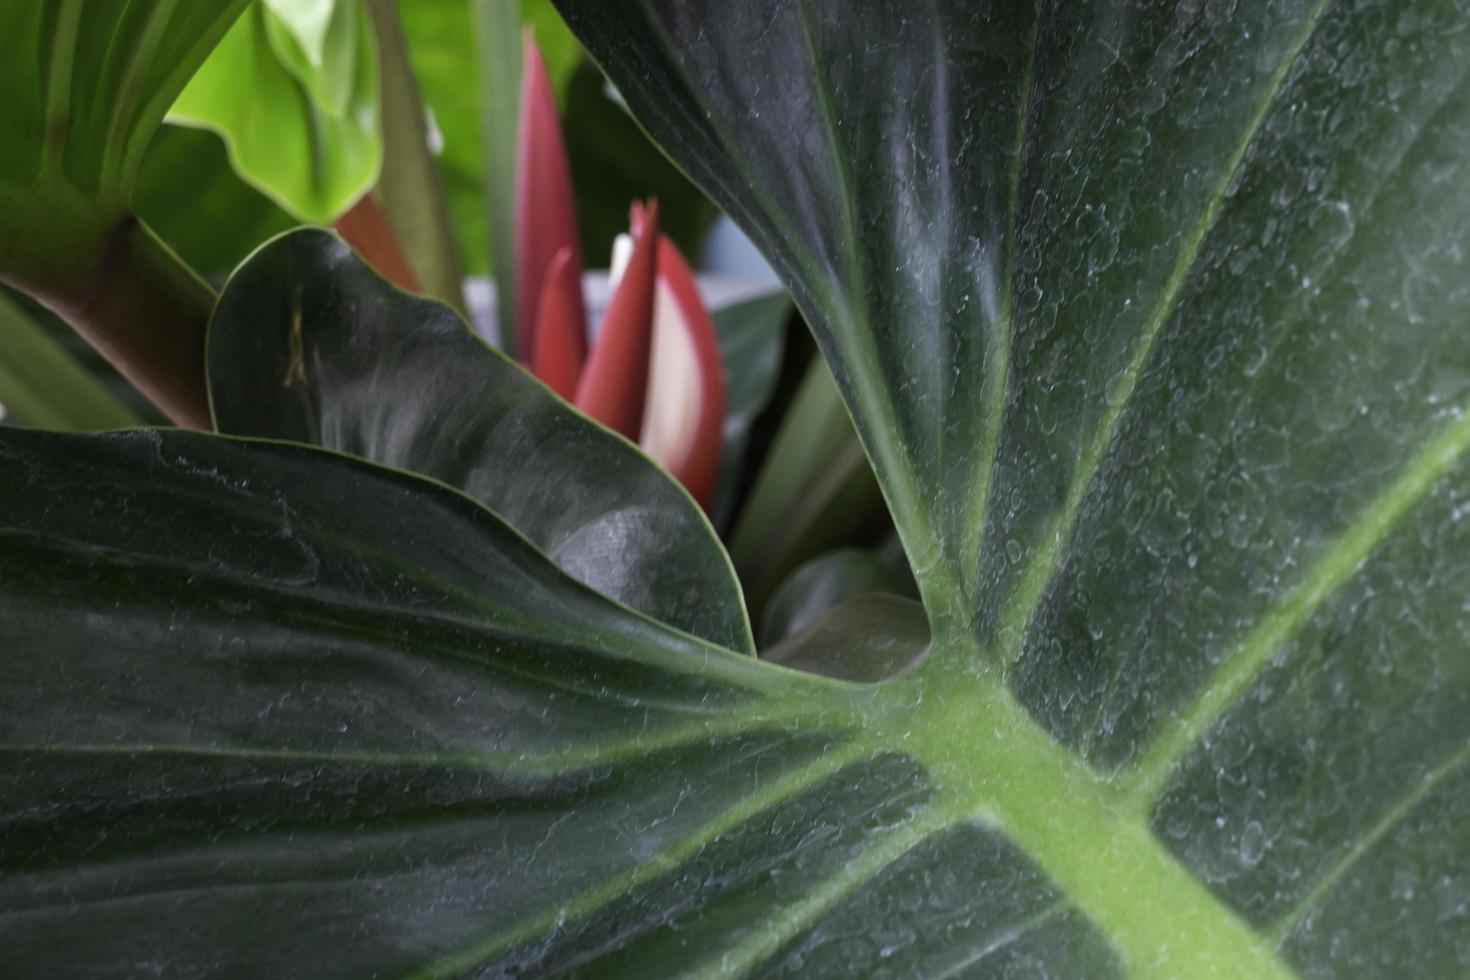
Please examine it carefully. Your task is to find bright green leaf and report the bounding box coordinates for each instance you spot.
[168,0,380,223]
[134,126,297,279]
[207,228,754,655]
[262,0,335,65]
[262,0,359,118]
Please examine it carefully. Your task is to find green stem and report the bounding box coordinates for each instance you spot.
[0,292,141,430]
[470,0,522,356]
[364,0,468,316]
[4,212,214,429]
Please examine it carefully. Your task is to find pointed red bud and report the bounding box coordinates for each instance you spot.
[334,193,420,292]
[574,201,660,438]
[514,31,584,363]
[640,234,725,511]
[529,247,586,400]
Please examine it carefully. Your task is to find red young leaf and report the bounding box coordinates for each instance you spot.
[333,194,420,293]
[514,31,584,363]
[640,235,725,511]
[529,246,586,400]
[574,201,660,438]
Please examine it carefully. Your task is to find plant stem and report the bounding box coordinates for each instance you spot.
[0,292,142,430]
[8,215,215,430]
[470,0,522,355]
[364,0,468,317]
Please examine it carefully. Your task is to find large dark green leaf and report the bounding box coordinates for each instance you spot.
[208,228,754,654]
[0,427,849,976]
[6,0,1470,975]
[553,0,1470,973]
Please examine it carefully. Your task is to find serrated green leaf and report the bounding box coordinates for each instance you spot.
[207,228,754,655]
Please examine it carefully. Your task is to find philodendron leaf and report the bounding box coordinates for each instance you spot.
[0,426,855,976]
[208,228,753,654]
[7,1,1470,976]
[168,0,380,224]
[553,0,1470,974]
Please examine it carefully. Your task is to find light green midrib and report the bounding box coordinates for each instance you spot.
[0,704,838,779]
[993,0,1335,673]
[905,678,1297,980]
[399,665,1301,979]
[1123,403,1470,810]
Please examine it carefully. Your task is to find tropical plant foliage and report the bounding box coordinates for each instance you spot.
[2,0,1469,977]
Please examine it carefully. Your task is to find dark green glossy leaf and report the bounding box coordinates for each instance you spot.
[0,426,855,976]
[208,228,754,654]
[555,0,1470,973]
[1,426,1246,977]
[761,546,917,648]
[6,0,1470,975]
